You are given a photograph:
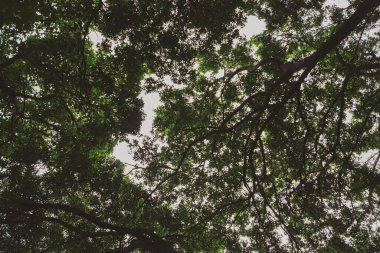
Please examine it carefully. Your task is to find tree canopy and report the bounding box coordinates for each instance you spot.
[0,0,379,252]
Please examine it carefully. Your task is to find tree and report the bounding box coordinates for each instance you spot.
[0,0,379,252]
[134,0,380,252]
[0,0,249,251]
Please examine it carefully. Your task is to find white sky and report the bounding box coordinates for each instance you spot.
[112,91,161,165]
[324,0,349,8]
[112,16,266,166]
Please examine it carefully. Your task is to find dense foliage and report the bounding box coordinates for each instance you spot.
[0,0,379,252]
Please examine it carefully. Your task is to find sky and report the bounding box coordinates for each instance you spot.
[112,16,266,166]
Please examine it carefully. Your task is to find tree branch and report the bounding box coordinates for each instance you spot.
[0,197,176,253]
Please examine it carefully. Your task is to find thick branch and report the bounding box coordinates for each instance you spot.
[0,198,176,253]
[281,0,380,77]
